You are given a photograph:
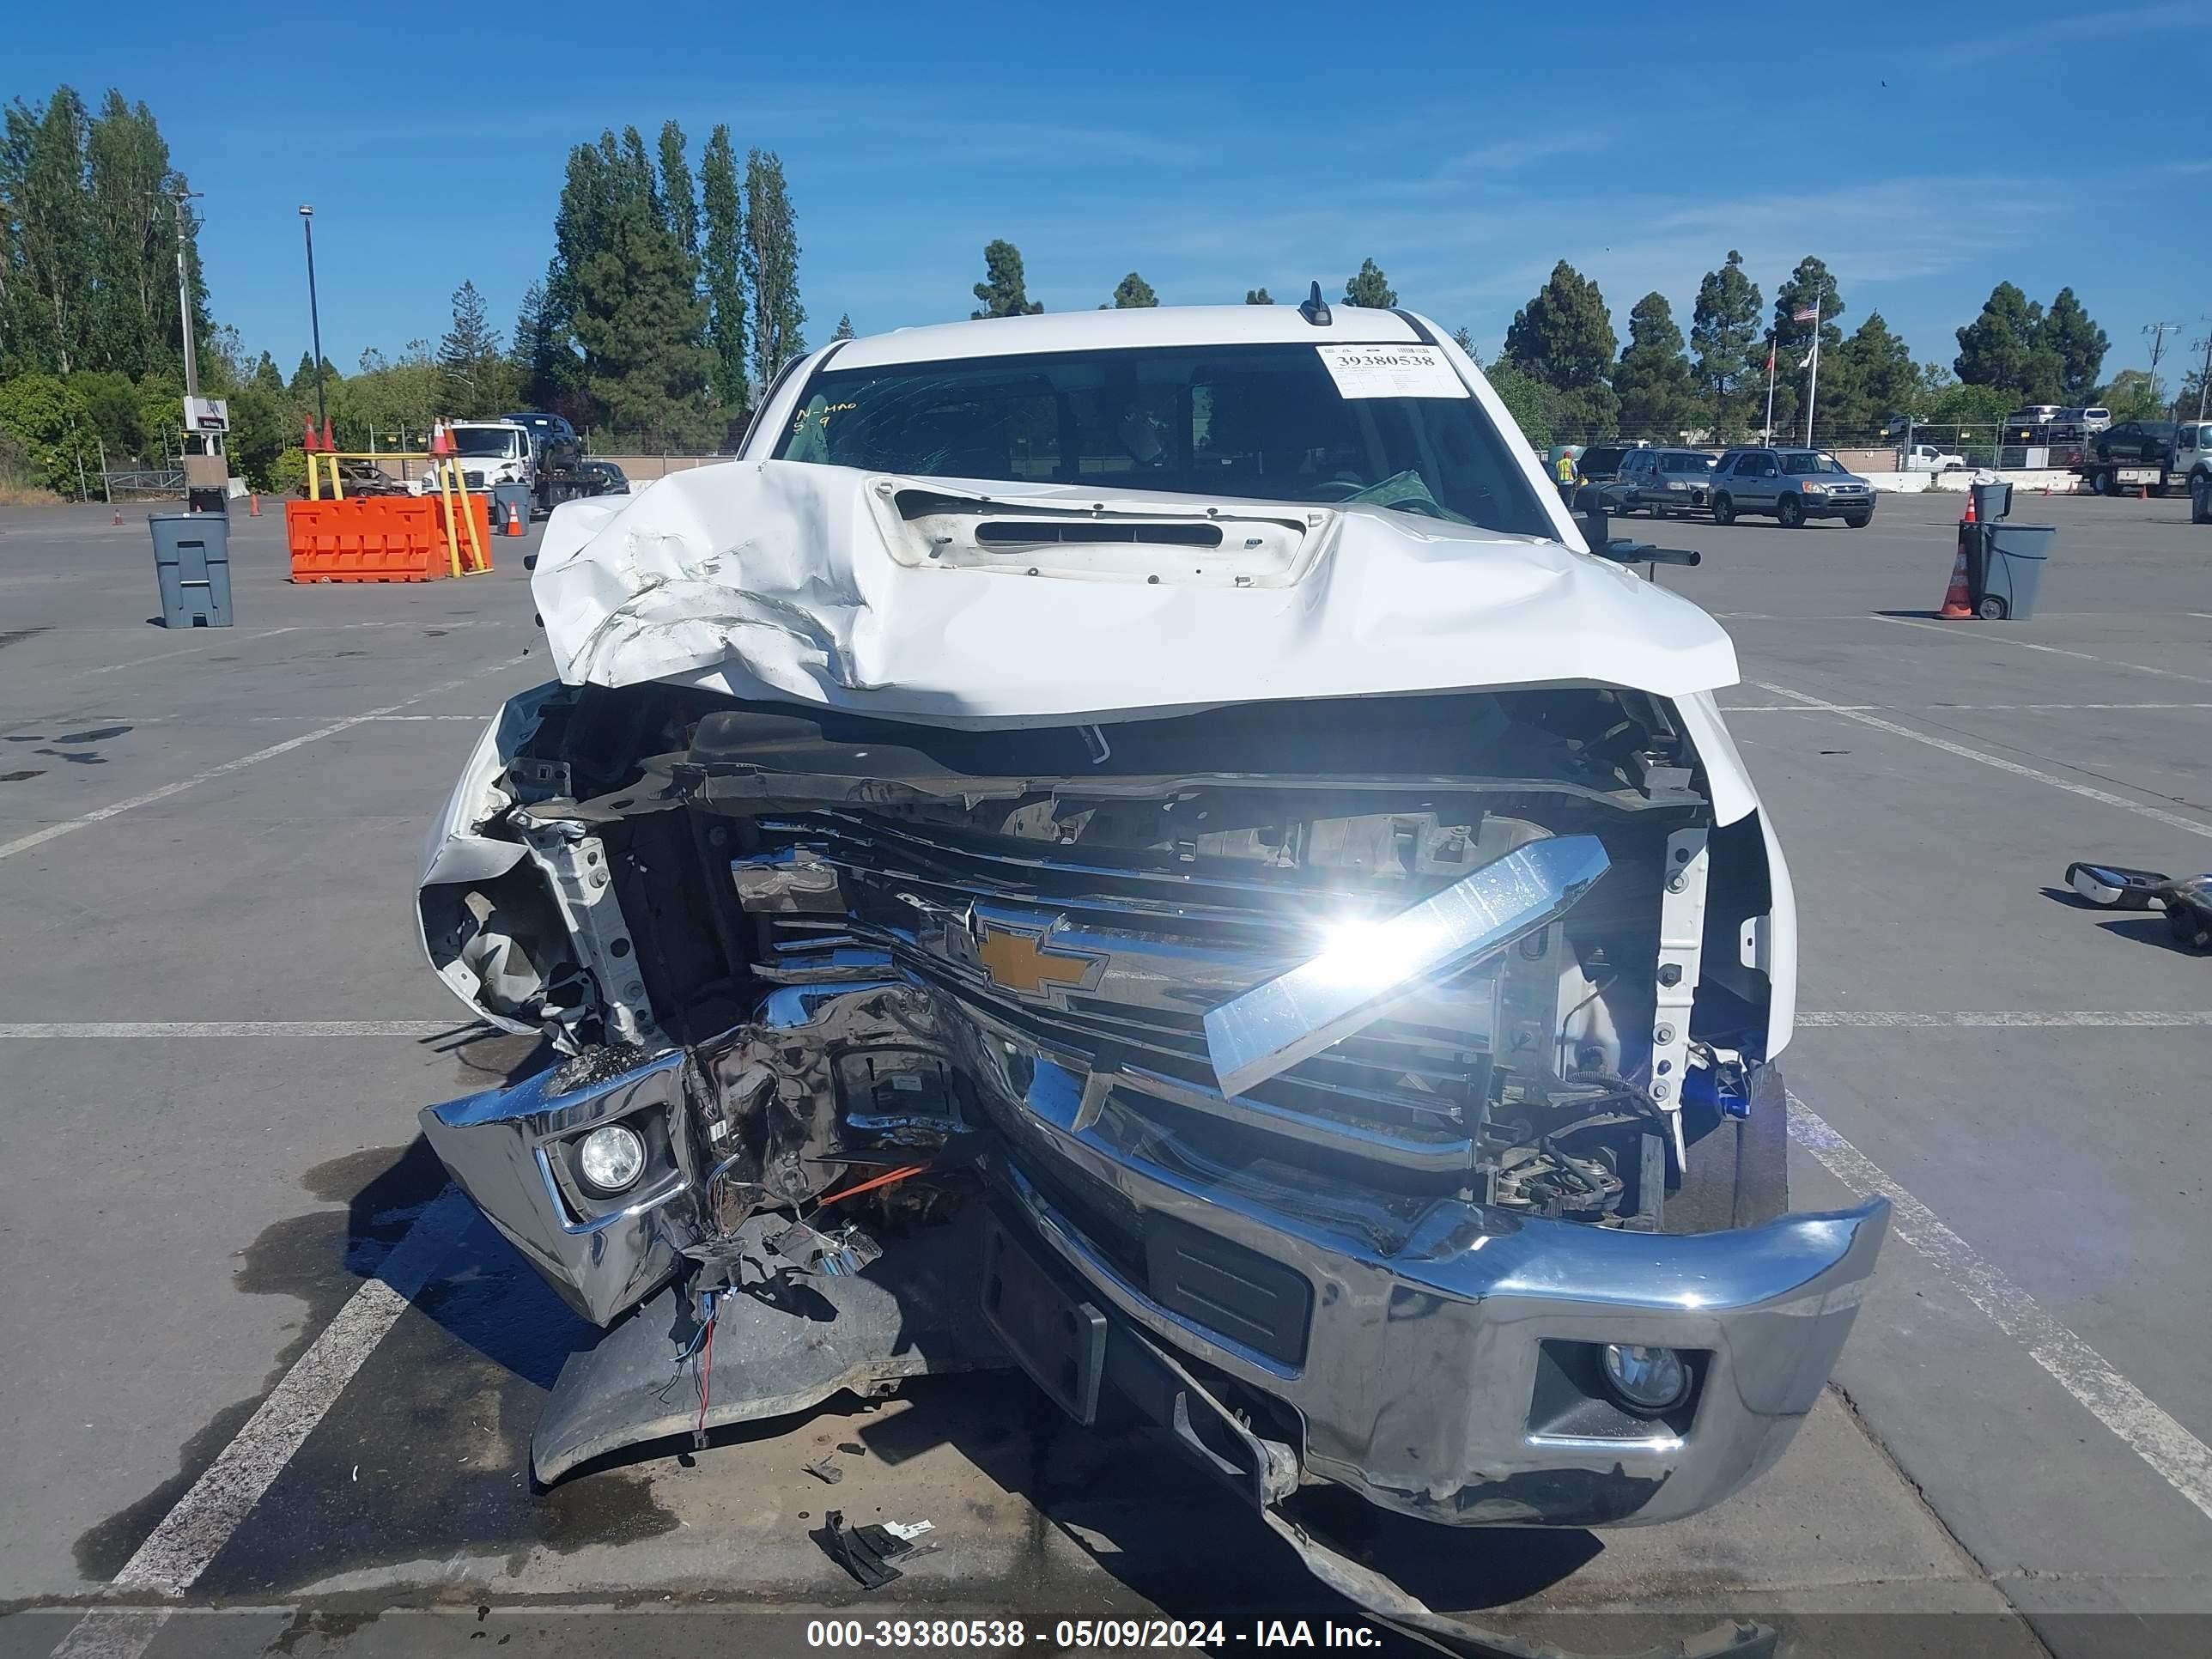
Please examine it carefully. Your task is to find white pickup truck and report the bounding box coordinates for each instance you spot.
[1902,442,1966,472]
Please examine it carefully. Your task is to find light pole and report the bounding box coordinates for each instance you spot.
[299,205,328,437]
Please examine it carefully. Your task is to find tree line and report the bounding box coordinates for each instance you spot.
[959,237,2203,453]
[5,81,2204,496]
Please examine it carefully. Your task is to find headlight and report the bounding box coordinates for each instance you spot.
[1802,482,1829,494]
[577,1123,647,1194]
[1666,480,1690,490]
[1601,1344,1690,1413]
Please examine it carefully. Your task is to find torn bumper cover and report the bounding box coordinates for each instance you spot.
[423,969,1884,1525]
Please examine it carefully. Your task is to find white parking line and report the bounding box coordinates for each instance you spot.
[40,1191,476,1656]
[0,657,527,865]
[1798,1011,2212,1028]
[1753,681,2212,842]
[1871,615,2212,686]
[1789,1095,2212,1526]
[0,1021,469,1038]
[64,627,301,680]
[1719,702,2212,713]
[112,1188,477,1597]
[45,1609,170,1658]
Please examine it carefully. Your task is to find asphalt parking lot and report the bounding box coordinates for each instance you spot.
[1,489,2207,1659]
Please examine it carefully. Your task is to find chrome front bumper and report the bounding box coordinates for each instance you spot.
[994,1049,1886,1528]
[422,976,1886,1528]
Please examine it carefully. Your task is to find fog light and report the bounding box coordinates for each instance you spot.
[1601,1344,1689,1413]
[577,1123,646,1195]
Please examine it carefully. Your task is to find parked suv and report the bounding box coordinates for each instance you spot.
[1711,447,1876,528]
[1611,447,1718,515]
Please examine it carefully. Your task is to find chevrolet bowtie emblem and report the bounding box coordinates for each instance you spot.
[973,917,1105,1002]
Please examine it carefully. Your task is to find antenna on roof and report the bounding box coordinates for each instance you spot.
[1298,282,1332,327]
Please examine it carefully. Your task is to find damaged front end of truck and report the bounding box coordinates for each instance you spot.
[413,457,1883,1644]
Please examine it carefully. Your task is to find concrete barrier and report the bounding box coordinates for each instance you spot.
[1862,470,2081,495]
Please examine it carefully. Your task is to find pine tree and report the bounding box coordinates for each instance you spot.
[1769,258,1846,438]
[1343,258,1395,308]
[1111,271,1158,308]
[556,131,717,445]
[832,313,856,340]
[1613,293,1696,441]
[699,125,748,413]
[1954,283,2061,398]
[512,280,577,409]
[1245,288,1273,305]
[2039,288,2107,402]
[742,149,805,389]
[1826,312,1917,437]
[437,279,503,414]
[1503,261,1618,439]
[1691,251,1763,441]
[972,240,1043,318]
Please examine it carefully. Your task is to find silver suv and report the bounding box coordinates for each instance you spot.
[1711,447,1876,529]
[1613,447,1720,517]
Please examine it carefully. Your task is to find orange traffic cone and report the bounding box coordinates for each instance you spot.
[302,416,319,452]
[248,493,261,517]
[1937,544,1974,619]
[504,500,525,536]
[1962,490,1978,525]
[321,416,336,453]
[111,506,124,526]
[431,422,451,458]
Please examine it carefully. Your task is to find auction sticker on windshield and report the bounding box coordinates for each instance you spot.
[1316,343,1469,399]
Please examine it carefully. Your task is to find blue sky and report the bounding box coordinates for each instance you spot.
[12,0,2208,383]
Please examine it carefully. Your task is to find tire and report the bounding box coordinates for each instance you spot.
[1711,493,1736,526]
[2192,474,2211,525]
[1844,512,1872,529]
[1776,495,1804,528]
[1977,594,2008,620]
[1664,1063,1789,1234]
[2091,469,2114,496]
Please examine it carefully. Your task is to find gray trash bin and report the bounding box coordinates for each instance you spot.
[1970,479,2013,523]
[491,481,532,534]
[149,513,234,628]
[1978,523,2055,621]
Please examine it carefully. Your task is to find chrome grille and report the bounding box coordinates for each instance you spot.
[744,811,1508,1168]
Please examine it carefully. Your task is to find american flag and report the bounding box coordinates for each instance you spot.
[1792,304,1820,322]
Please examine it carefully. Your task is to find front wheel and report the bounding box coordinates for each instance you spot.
[1844,511,1872,529]
[1776,495,1804,527]
[1712,493,1736,526]
[2091,469,2114,495]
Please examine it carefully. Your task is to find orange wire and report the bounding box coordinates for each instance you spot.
[817,1163,928,1206]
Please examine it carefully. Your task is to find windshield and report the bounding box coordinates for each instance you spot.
[453,428,524,459]
[1779,452,1844,476]
[773,342,1553,537]
[1662,452,1714,472]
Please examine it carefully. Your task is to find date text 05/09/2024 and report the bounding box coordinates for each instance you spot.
[804,1618,1382,1649]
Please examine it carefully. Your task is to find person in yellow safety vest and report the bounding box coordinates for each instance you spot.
[1553,448,1578,501]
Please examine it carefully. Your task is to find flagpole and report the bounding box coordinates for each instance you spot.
[1763,332,1778,445]
[1803,295,1822,447]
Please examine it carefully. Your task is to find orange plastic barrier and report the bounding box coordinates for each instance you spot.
[285,495,493,582]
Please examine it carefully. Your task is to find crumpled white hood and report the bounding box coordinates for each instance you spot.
[532,459,1739,727]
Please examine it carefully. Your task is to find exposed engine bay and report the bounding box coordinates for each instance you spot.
[427,678,1779,1243]
[416,674,1882,1655]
